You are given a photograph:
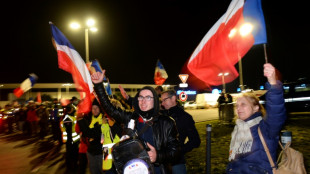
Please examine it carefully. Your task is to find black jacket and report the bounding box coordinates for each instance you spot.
[162,105,201,164]
[77,114,102,155]
[94,83,180,173]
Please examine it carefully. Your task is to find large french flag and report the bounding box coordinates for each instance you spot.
[50,22,93,114]
[185,0,267,89]
[13,73,38,98]
[154,59,168,85]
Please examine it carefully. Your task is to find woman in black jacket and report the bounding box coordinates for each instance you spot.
[91,70,180,174]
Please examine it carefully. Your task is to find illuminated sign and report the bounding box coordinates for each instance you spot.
[179,74,189,88]
[179,91,188,102]
[176,90,196,95]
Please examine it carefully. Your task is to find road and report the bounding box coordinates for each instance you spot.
[186,107,221,122]
[0,108,220,174]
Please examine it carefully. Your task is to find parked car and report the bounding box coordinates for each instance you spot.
[259,79,310,112]
[184,101,197,110]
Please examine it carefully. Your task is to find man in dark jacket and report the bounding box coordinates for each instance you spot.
[161,90,201,174]
[91,70,180,174]
[77,100,104,174]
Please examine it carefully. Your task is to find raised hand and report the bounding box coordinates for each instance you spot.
[263,63,277,85]
[119,85,129,100]
[91,70,105,84]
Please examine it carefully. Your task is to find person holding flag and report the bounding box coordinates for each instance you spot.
[90,69,180,174]
[226,63,286,173]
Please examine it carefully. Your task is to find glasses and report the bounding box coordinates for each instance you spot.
[138,95,154,101]
[162,96,172,102]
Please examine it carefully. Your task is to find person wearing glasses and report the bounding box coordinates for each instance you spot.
[161,90,201,174]
[90,70,180,174]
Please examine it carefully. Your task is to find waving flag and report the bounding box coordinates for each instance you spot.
[104,77,113,96]
[50,22,93,114]
[184,0,267,90]
[13,73,38,98]
[154,59,168,85]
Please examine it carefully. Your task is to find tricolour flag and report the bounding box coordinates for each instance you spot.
[184,0,267,89]
[104,77,113,96]
[13,73,38,98]
[50,22,93,114]
[154,59,168,85]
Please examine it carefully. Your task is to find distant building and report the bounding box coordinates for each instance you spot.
[0,83,175,107]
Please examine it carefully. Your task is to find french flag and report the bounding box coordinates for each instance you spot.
[50,22,93,114]
[184,0,267,89]
[154,59,168,85]
[13,73,38,98]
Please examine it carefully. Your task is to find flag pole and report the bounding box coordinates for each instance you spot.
[263,44,268,63]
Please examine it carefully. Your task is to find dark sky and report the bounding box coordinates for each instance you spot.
[1,0,309,92]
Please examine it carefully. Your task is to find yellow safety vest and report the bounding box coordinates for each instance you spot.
[101,123,120,170]
[89,114,103,128]
[62,114,80,143]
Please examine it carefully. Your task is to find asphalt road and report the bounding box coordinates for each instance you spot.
[186,108,220,122]
[0,108,220,174]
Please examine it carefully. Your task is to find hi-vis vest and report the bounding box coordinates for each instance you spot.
[102,123,120,170]
[62,114,80,143]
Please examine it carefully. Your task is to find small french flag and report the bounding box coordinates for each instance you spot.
[13,73,38,98]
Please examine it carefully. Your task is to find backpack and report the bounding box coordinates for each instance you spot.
[258,127,307,174]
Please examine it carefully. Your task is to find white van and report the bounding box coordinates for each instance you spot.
[195,93,220,109]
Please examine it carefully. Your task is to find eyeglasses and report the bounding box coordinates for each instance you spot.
[162,96,172,102]
[138,95,154,101]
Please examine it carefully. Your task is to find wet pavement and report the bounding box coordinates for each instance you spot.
[0,132,73,174]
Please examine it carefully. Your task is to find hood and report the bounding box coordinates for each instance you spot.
[133,86,159,119]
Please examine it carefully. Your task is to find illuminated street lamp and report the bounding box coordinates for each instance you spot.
[218,72,229,93]
[228,23,253,91]
[70,19,98,63]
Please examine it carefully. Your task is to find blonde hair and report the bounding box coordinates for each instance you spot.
[236,92,266,117]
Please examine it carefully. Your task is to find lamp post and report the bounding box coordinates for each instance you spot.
[218,72,229,93]
[70,19,98,63]
[228,23,253,91]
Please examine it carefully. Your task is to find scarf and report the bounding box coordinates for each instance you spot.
[89,113,103,128]
[229,116,262,161]
[139,108,154,120]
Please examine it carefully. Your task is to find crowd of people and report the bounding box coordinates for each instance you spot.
[0,63,287,174]
[0,100,57,138]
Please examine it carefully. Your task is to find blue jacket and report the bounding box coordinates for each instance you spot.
[226,81,286,174]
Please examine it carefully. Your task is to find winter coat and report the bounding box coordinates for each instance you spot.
[94,83,180,173]
[161,105,201,165]
[226,81,287,174]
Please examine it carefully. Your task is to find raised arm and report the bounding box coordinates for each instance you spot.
[90,70,132,125]
[263,63,286,137]
[263,63,277,85]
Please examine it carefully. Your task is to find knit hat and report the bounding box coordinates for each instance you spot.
[92,99,100,107]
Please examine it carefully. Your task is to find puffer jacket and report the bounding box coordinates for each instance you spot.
[226,81,287,174]
[94,83,180,173]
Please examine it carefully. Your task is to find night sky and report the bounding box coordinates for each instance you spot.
[1,0,309,93]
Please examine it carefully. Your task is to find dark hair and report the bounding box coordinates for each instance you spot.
[161,89,176,97]
[155,86,163,92]
[161,89,177,102]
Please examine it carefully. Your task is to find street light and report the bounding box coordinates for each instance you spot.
[218,72,229,93]
[70,19,98,63]
[228,23,253,91]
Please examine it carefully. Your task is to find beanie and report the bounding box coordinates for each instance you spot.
[92,99,100,107]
